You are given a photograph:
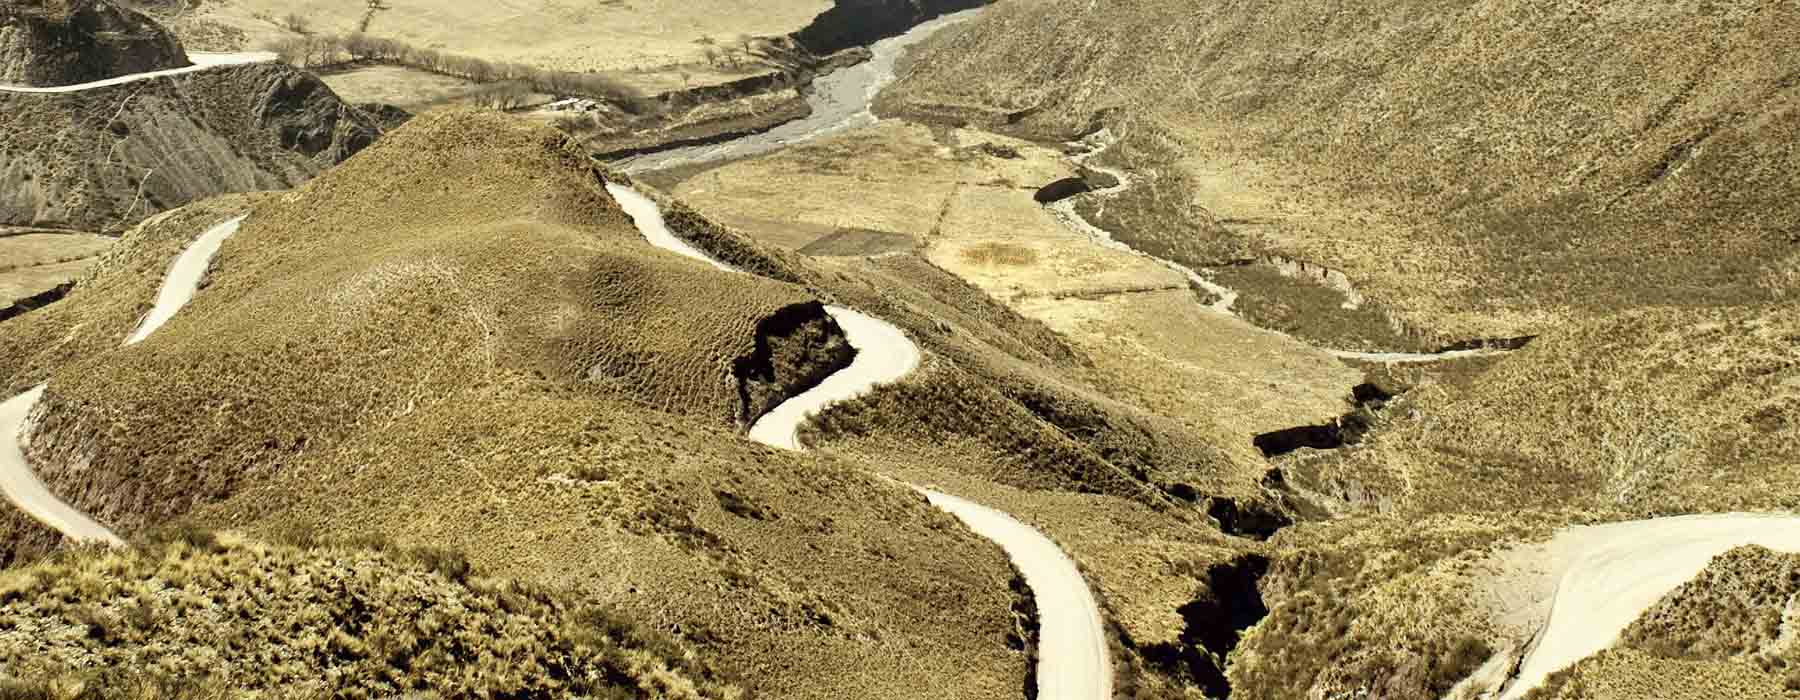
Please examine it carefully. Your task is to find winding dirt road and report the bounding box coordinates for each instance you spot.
[0,215,244,545]
[606,181,1114,700]
[1497,513,1800,699]
[0,52,276,93]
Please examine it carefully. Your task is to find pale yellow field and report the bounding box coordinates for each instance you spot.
[193,0,830,72]
[0,232,113,307]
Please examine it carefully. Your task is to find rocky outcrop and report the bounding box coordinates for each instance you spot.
[734,302,857,427]
[0,63,380,231]
[791,0,990,56]
[0,0,188,87]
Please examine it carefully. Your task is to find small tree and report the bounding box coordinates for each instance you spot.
[281,12,310,35]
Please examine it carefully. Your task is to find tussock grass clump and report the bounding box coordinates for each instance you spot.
[0,533,739,699]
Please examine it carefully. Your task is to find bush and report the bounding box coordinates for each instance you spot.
[281,12,309,35]
[265,34,643,108]
[406,546,471,583]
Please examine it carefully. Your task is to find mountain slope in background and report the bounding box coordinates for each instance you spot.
[0,0,187,87]
[0,62,379,232]
[885,0,1800,339]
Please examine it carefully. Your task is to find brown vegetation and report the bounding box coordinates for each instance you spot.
[268,33,644,107]
[0,111,1034,699]
[0,530,738,698]
[1622,546,1800,683]
[884,0,1800,341]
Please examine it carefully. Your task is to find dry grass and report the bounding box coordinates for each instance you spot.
[876,6,1800,695]
[0,530,739,698]
[317,64,491,111]
[1,111,1039,699]
[1622,546,1800,675]
[1305,305,1800,518]
[1525,648,1792,700]
[1220,515,1536,700]
[185,0,832,74]
[1524,546,1800,697]
[959,241,1037,266]
[884,0,1800,341]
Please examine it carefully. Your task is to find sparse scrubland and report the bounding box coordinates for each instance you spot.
[867,0,1800,697]
[0,529,738,699]
[1527,546,1800,699]
[2,111,1222,698]
[4,0,1797,696]
[884,0,1800,342]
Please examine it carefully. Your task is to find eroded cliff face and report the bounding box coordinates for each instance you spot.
[0,0,188,87]
[0,63,380,231]
[733,301,857,427]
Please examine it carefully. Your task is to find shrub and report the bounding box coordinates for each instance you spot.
[281,12,309,35]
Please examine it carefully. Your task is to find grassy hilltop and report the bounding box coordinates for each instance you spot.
[0,110,1292,698]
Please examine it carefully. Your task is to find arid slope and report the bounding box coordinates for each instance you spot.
[0,110,1043,699]
[0,62,379,232]
[885,0,1800,339]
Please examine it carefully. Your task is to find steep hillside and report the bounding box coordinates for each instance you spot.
[1302,303,1800,518]
[876,3,1800,697]
[0,111,1036,699]
[884,0,1800,340]
[0,62,379,232]
[0,0,186,87]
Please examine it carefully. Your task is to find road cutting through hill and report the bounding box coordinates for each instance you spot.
[0,51,276,93]
[0,215,244,545]
[607,182,1114,700]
